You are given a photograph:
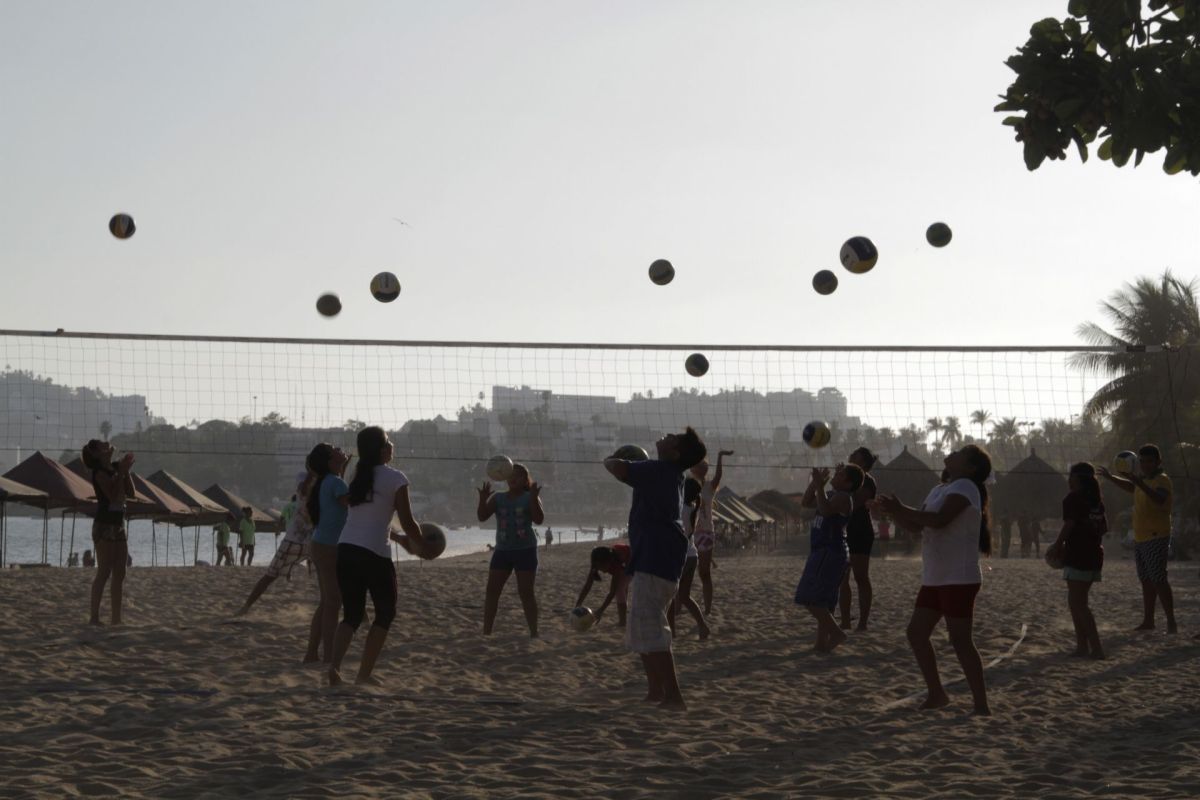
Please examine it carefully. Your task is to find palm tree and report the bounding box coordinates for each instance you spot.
[989,416,1022,445]
[970,409,992,439]
[925,417,944,448]
[1070,271,1200,452]
[942,416,963,450]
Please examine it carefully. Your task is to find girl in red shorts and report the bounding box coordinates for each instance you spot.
[874,444,993,715]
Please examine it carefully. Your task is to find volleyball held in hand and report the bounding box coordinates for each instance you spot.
[840,236,878,274]
[802,420,831,449]
[1044,543,1064,570]
[614,444,649,461]
[926,222,952,248]
[416,522,447,560]
[812,270,838,296]
[648,259,675,286]
[109,213,136,240]
[370,271,401,302]
[1112,451,1137,474]
[685,353,709,377]
[569,607,596,632]
[316,293,342,317]
[486,454,515,481]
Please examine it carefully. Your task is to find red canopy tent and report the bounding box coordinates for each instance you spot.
[3,452,97,566]
[0,476,48,568]
[148,471,233,565]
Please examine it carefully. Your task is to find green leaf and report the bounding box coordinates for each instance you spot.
[1134,148,1145,166]
[1098,137,1114,160]
[1002,115,1025,126]
[1072,129,1089,162]
[1164,145,1188,174]
[994,100,1018,112]
[1054,98,1087,119]
[1068,0,1087,15]
[1112,139,1133,166]
[1023,139,1048,170]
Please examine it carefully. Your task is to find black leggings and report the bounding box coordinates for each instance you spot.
[336,543,397,631]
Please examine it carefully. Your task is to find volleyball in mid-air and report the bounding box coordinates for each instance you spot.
[839,236,878,274]
[370,271,401,302]
[685,353,709,377]
[614,444,649,461]
[1112,451,1137,474]
[416,522,448,560]
[109,213,136,240]
[812,270,838,295]
[649,259,675,286]
[569,607,595,632]
[802,420,831,449]
[926,222,952,248]
[486,454,515,481]
[316,293,342,318]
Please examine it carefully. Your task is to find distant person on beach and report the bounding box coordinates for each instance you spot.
[1031,517,1043,557]
[668,476,709,640]
[280,494,298,530]
[545,527,553,548]
[328,426,425,686]
[1018,515,1032,558]
[238,507,256,566]
[82,549,95,568]
[236,472,315,618]
[690,449,733,616]
[840,447,878,631]
[604,427,707,711]
[1100,443,1177,634]
[576,543,631,627]
[306,442,351,663]
[1048,462,1107,658]
[873,445,993,715]
[67,551,79,567]
[597,524,604,542]
[214,519,234,565]
[82,439,134,625]
[477,463,544,637]
[796,463,861,652]
[997,515,1012,559]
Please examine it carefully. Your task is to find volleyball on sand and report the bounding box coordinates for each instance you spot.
[648,259,675,286]
[812,270,838,295]
[685,353,709,377]
[569,607,595,632]
[416,522,447,560]
[840,236,878,274]
[803,420,831,449]
[370,271,401,302]
[486,454,515,481]
[109,213,136,239]
[316,293,342,317]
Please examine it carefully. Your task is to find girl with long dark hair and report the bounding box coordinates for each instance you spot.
[840,447,878,631]
[82,439,134,625]
[305,442,350,663]
[1048,462,1107,658]
[873,444,993,715]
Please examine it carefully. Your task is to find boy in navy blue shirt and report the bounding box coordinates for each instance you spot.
[604,427,707,710]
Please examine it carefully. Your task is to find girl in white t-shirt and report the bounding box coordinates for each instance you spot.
[689,449,734,615]
[327,426,426,687]
[873,444,993,716]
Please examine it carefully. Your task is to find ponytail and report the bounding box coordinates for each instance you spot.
[975,480,992,555]
[347,426,387,506]
[305,443,335,526]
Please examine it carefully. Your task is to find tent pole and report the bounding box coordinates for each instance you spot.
[193,525,199,566]
[42,508,49,565]
[58,510,66,567]
[69,513,77,565]
[1,502,6,569]
[180,527,186,566]
[152,521,158,567]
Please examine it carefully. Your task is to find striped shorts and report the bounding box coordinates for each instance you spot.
[624,572,678,654]
[1134,537,1170,584]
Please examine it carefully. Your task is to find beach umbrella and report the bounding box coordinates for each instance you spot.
[874,446,941,509]
[0,476,48,568]
[995,448,1066,521]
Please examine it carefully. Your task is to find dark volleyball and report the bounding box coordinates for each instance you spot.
[614,444,649,461]
[109,213,136,240]
[370,271,401,302]
[685,353,709,377]
[648,259,675,286]
[812,269,838,295]
[416,522,448,560]
[839,236,878,274]
[926,222,952,248]
[802,420,831,449]
[316,293,342,318]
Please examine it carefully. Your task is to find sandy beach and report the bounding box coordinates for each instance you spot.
[2,543,1199,799]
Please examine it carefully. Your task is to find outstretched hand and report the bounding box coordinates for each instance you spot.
[718,449,734,458]
[477,480,492,500]
[810,467,830,485]
[119,452,136,470]
[529,481,541,499]
[870,493,901,515]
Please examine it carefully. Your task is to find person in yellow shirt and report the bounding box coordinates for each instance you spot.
[1099,444,1177,634]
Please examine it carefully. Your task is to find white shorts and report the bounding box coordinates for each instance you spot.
[265,539,308,579]
[625,572,678,654]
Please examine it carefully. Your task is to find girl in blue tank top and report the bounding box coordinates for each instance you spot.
[476,463,545,637]
[794,464,864,653]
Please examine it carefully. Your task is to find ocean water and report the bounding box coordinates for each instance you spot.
[0,515,622,568]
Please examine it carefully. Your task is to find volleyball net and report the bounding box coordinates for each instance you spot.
[0,329,1190,523]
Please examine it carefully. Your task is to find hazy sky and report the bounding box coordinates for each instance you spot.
[3,1,1199,348]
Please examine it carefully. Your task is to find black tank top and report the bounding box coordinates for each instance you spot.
[847,473,876,537]
[92,468,125,524]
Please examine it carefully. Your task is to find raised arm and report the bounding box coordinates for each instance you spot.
[1097,466,1135,494]
[604,457,631,484]
[476,481,496,522]
[529,482,545,525]
[711,449,734,491]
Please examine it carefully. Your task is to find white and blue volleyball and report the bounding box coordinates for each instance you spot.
[1112,451,1137,474]
[839,236,878,274]
[570,607,595,632]
[802,420,831,449]
[486,454,515,481]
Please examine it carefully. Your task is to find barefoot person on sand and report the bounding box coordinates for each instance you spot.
[82,439,134,625]
[306,443,351,663]
[1047,462,1107,659]
[690,449,733,616]
[840,447,878,631]
[668,476,710,640]
[873,445,993,715]
[1099,444,1177,634]
[328,426,425,686]
[235,472,315,617]
[796,464,862,652]
[576,544,631,627]
[604,427,707,711]
[477,463,544,637]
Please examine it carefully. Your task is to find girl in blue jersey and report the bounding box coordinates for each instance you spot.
[796,463,864,652]
[477,463,545,637]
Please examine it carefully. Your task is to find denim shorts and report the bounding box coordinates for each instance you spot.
[490,546,538,573]
[1063,567,1102,582]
